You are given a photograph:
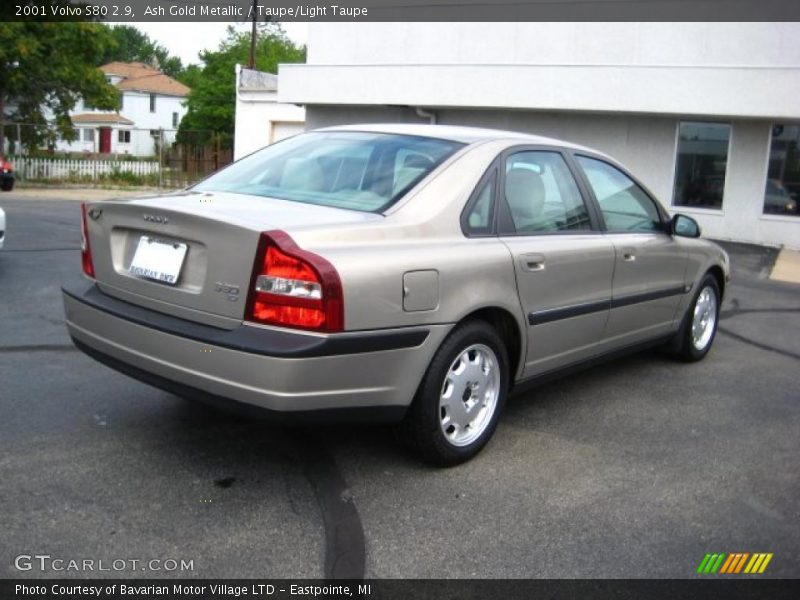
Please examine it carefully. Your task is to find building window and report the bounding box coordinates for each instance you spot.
[83,128,95,142]
[172,112,178,128]
[149,93,156,113]
[672,122,731,210]
[764,125,800,217]
[118,130,131,144]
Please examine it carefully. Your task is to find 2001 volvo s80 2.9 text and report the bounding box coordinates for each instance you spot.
[63,124,729,465]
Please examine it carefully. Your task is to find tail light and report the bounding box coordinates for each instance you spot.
[246,231,343,332]
[80,203,95,278]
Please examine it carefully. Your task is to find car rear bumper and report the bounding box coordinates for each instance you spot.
[63,281,451,422]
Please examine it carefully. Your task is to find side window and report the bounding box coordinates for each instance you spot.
[503,151,591,233]
[465,172,496,234]
[576,156,663,232]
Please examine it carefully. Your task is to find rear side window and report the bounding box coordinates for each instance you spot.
[576,156,663,232]
[465,172,496,234]
[194,132,464,212]
[503,151,591,233]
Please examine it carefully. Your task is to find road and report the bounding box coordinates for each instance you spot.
[1,195,798,579]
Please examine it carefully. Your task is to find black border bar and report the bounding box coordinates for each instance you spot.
[5,0,800,22]
[3,579,799,600]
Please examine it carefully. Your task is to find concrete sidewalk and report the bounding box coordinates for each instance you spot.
[771,248,800,285]
[2,186,162,201]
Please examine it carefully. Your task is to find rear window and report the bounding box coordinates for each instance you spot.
[193,131,464,212]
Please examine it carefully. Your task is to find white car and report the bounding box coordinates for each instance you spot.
[0,206,5,249]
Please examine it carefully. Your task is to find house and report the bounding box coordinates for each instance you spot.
[275,23,800,250]
[57,61,190,157]
[233,64,305,160]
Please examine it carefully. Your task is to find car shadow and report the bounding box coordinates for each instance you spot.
[139,346,678,469]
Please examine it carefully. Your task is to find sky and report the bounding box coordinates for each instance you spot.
[113,22,309,67]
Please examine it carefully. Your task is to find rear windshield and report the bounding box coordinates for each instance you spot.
[193,131,464,212]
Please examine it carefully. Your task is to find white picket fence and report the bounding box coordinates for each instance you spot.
[11,157,160,181]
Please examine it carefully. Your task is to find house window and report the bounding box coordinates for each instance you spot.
[172,112,178,128]
[764,124,800,217]
[83,128,94,142]
[118,130,131,144]
[149,93,156,113]
[672,122,731,210]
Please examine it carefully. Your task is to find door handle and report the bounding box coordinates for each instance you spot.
[518,253,546,272]
[526,260,546,271]
[621,247,636,262]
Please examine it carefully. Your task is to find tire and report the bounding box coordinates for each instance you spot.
[1,178,13,192]
[399,320,509,466]
[674,274,720,362]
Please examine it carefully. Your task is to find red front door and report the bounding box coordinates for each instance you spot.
[99,127,111,154]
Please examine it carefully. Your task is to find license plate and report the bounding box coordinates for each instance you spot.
[129,236,188,285]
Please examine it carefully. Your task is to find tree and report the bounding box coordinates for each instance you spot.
[0,21,118,152]
[177,64,203,90]
[98,25,184,79]
[178,24,305,149]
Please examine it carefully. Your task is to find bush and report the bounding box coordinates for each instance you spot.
[25,169,159,188]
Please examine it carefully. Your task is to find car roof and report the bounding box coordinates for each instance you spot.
[318,123,600,153]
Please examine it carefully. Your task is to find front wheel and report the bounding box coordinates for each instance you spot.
[675,274,720,362]
[399,320,509,466]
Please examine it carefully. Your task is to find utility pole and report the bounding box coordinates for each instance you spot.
[248,0,257,69]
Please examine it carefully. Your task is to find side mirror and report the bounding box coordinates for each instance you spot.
[670,214,701,238]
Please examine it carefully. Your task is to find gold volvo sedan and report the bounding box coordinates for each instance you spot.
[62,124,730,465]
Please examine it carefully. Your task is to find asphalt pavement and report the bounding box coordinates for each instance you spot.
[1,195,798,579]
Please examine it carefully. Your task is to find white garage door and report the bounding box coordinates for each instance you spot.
[271,121,305,143]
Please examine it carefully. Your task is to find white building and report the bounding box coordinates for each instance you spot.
[277,23,800,249]
[57,62,189,157]
[233,65,305,160]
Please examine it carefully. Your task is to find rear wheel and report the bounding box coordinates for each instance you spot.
[1,178,13,192]
[399,320,509,466]
[675,274,720,362]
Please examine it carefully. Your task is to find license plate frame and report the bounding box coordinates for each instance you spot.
[128,235,188,285]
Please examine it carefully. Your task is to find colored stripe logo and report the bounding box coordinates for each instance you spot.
[697,553,773,574]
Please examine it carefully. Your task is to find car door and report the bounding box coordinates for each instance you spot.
[495,148,616,378]
[574,154,689,345]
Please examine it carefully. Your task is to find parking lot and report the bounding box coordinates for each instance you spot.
[1,194,798,579]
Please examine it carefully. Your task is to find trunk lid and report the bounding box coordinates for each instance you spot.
[85,190,381,326]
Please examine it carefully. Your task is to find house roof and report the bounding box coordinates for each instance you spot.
[71,113,134,125]
[100,61,190,97]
